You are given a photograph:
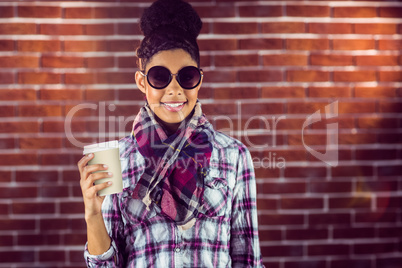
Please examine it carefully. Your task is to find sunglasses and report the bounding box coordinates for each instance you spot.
[140,66,203,90]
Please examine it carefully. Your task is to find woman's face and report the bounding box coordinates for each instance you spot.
[135,49,202,125]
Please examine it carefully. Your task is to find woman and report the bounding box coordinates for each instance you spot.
[78,0,264,267]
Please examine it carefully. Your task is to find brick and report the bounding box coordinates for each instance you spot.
[0,56,39,68]
[287,70,329,82]
[239,38,283,50]
[259,229,282,241]
[18,6,61,18]
[356,55,398,66]
[64,7,93,18]
[309,213,351,226]
[333,7,376,18]
[378,39,401,50]
[214,22,258,34]
[377,196,402,209]
[20,137,62,149]
[285,228,327,240]
[377,257,402,268]
[214,87,259,99]
[0,154,37,166]
[0,105,15,117]
[262,87,305,98]
[42,55,84,68]
[310,54,353,66]
[309,181,352,193]
[86,23,114,35]
[378,226,402,238]
[203,70,236,83]
[64,40,107,52]
[281,197,324,210]
[239,5,282,17]
[0,72,15,84]
[309,86,351,98]
[40,89,82,101]
[0,121,38,133]
[331,259,371,268]
[18,72,61,84]
[309,23,351,34]
[0,171,12,182]
[0,39,14,51]
[108,39,139,52]
[333,227,375,239]
[286,39,329,50]
[284,167,326,178]
[261,245,303,257]
[287,102,328,114]
[96,72,133,84]
[354,242,397,255]
[65,73,96,84]
[263,22,305,33]
[40,218,70,231]
[215,54,259,67]
[241,103,284,115]
[239,70,283,82]
[194,5,235,18]
[40,24,83,35]
[17,234,59,246]
[259,213,305,225]
[60,201,84,214]
[16,170,58,182]
[333,39,375,50]
[380,7,402,18]
[12,202,55,214]
[285,260,327,268]
[117,23,142,35]
[19,105,62,117]
[355,87,396,98]
[257,198,278,210]
[358,116,398,129]
[0,23,37,34]
[334,71,376,82]
[40,153,76,166]
[339,102,376,113]
[117,56,137,68]
[287,5,330,17]
[260,182,306,194]
[355,23,397,34]
[377,165,402,176]
[329,196,372,209]
[263,54,307,66]
[339,133,377,145]
[0,234,13,246]
[63,232,87,245]
[332,165,373,177]
[18,40,61,52]
[198,39,237,51]
[40,250,66,262]
[0,185,38,198]
[379,101,402,113]
[379,71,402,82]
[0,6,13,17]
[0,88,37,100]
[0,251,34,263]
[93,7,143,18]
[356,149,397,161]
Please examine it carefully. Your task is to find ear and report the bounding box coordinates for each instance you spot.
[135,71,146,94]
[195,70,204,92]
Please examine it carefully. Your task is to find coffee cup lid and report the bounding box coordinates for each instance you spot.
[83,140,119,155]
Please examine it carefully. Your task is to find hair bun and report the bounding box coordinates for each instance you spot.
[140,0,202,40]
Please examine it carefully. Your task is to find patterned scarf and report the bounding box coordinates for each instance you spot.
[131,101,213,228]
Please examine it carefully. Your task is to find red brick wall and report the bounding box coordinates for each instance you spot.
[0,0,401,267]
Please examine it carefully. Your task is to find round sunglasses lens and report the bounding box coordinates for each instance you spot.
[178,66,201,89]
[147,66,170,89]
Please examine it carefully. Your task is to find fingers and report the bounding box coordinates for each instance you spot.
[77,153,93,173]
[84,181,113,199]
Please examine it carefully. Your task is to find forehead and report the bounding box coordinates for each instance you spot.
[146,49,197,72]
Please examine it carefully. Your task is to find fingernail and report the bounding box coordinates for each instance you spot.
[103,164,108,169]
[107,181,113,185]
[88,153,93,158]
[108,172,113,176]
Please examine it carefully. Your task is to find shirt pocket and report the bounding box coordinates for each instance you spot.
[199,176,229,218]
[120,188,157,225]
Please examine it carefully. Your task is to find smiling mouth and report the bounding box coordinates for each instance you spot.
[161,101,187,112]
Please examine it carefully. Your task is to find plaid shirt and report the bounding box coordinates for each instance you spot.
[84,131,264,268]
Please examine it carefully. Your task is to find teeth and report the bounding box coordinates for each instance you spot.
[164,103,184,107]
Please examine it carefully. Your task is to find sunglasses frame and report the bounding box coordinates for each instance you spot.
[140,66,203,90]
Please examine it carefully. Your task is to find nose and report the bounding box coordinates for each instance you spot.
[165,74,183,95]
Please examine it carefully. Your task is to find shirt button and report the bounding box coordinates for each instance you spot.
[175,247,181,253]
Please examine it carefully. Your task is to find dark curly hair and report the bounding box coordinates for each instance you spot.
[136,0,202,70]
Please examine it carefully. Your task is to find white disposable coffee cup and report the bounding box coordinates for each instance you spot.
[83,140,123,196]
